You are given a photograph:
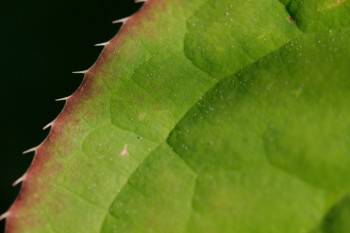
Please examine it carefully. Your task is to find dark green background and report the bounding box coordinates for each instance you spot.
[0,1,141,232]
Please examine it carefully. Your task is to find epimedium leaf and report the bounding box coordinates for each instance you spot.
[3,0,350,232]
[310,194,350,233]
[287,0,350,31]
[101,143,197,233]
[168,28,350,232]
[185,0,301,78]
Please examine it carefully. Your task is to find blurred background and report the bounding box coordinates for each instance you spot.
[0,1,141,232]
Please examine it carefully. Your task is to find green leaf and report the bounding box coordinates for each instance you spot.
[3,0,350,232]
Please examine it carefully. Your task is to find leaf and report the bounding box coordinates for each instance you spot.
[3,0,350,232]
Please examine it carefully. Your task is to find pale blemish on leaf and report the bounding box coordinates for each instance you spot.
[318,0,346,11]
[138,112,147,121]
[120,144,129,157]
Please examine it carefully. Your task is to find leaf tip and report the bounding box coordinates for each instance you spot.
[0,211,9,222]
[112,16,130,24]
[12,174,27,187]
[55,96,71,102]
[22,145,39,155]
[43,121,54,130]
[72,69,89,74]
[94,41,110,47]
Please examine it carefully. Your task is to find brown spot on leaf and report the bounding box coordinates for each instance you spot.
[288,17,296,23]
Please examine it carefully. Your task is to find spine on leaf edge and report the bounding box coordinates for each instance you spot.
[1,0,150,231]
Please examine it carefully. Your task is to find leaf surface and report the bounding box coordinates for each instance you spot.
[4,0,350,232]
